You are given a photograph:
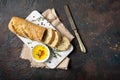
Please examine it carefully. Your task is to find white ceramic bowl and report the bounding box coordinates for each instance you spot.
[31,43,50,63]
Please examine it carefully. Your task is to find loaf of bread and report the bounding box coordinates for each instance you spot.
[8,17,70,51]
[8,17,46,41]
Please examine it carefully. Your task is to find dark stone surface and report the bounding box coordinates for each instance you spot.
[0,0,120,80]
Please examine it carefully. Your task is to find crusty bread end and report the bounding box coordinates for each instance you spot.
[56,36,70,51]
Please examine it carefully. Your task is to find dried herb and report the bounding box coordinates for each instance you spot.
[31,17,45,22]
[52,51,61,58]
[31,20,36,22]
[27,42,32,44]
[37,17,44,21]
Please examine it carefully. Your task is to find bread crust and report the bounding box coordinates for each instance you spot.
[42,28,55,44]
[49,31,61,48]
[8,17,46,41]
[56,36,70,51]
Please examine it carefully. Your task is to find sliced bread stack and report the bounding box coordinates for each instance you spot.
[42,28,70,51]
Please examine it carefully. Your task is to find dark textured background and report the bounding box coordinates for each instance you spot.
[0,0,120,80]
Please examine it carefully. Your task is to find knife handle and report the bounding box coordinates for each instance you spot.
[74,30,86,53]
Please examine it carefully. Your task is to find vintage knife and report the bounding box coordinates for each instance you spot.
[64,5,86,53]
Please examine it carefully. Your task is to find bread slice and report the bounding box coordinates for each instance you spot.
[56,36,70,51]
[42,28,55,44]
[8,17,46,41]
[49,31,61,48]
